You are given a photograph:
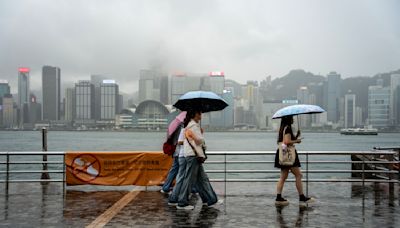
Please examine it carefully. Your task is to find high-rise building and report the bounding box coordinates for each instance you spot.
[355,106,363,126]
[18,67,30,125]
[208,72,225,95]
[64,88,75,122]
[139,70,160,102]
[29,94,42,125]
[1,94,16,128]
[368,85,390,128]
[91,75,108,120]
[324,72,341,123]
[159,75,169,105]
[42,66,61,121]
[100,80,119,120]
[170,73,204,105]
[75,81,95,120]
[390,74,400,126]
[0,80,10,98]
[344,94,356,128]
[297,86,311,127]
[222,89,234,128]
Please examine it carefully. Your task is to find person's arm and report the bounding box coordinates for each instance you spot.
[186,129,204,145]
[283,133,301,145]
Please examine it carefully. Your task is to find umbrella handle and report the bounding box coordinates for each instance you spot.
[297,115,300,134]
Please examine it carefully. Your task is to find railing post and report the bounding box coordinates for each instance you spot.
[41,128,50,180]
[306,152,308,197]
[63,153,66,193]
[6,152,9,191]
[388,152,394,203]
[224,152,227,197]
[362,159,365,192]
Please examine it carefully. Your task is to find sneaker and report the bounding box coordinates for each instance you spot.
[176,205,194,210]
[275,197,289,206]
[299,196,315,206]
[168,202,178,206]
[160,189,169,194]
[207,199,224,207]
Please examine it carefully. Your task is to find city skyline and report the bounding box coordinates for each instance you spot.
[1,0,399,93]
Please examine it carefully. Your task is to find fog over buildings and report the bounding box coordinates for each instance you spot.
[0,0,399,93]
[0,0,399,131]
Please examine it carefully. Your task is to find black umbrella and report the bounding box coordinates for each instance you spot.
[173,91,228,113]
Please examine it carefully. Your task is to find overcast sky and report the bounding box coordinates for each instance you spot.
[0,0,399,94]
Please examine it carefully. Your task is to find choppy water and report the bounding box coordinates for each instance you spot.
[0,131,399,180]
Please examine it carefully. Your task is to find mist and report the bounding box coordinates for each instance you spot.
[0,0,399,93]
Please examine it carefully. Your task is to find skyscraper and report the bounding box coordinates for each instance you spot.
[42,66,61,121]
[29,94,42,125]
[75,81,95,120]
[170,73,204,105]
[64,88,75,122]
[91,75,108,120]
[18,67,30,125]
[100,80,119,120]
[1,94,16,128]
[344,94,356,128]
[0,80,10,98]
[139,69,156,102]
[390,74,400,126]
[325,72,341,123]
[208,72,225,95]
[297,86,311,127]
[368,85,390,128]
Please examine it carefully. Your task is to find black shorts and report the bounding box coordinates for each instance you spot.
[274,149,301,169]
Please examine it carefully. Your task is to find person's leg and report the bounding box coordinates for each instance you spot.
[177,157,199,207]
[291,167,314,203]
[276,169,289,194]
[291,167,304,195]
[196,164,218,205]
[162,156,180,192]
[169,157,186,203]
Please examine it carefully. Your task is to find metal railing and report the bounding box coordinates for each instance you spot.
[203,150,399,196]
[0,150,398,196]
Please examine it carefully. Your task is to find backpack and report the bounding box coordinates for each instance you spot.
[163,141,176,156]
[162,126,181,156]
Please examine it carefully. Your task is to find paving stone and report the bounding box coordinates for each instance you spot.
[0,182,398,227]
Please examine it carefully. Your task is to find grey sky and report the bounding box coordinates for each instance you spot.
[0,0,399,94]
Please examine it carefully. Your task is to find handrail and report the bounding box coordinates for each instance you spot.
[0,150,398,190]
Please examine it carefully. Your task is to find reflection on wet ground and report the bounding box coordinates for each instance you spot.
[0,182,398,227]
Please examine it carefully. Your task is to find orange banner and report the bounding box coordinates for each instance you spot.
[66,151,173,186]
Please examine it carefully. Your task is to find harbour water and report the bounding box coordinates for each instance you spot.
[1,130,399,151]
[1,131,399,180]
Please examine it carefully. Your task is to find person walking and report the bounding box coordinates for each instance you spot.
[176,110,222,210]
[161,126,182,194]
[167,127,187,204]
[274,116,314,206]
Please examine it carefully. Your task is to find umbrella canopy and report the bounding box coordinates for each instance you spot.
[173,91,228,113]
[272,104,325,119]
[167,111,186,137]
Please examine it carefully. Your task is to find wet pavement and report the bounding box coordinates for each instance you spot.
[0,182,399,227]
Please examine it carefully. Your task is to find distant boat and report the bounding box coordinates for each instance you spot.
[340,128,378,135]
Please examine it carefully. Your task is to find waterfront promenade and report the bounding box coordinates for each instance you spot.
[0,182,398,227]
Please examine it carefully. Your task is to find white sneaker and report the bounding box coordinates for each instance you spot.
[176,205,194,210]
[208,199,224,207]
[160,189,170,194]
[299,197,315,206]
[168,202,178,206]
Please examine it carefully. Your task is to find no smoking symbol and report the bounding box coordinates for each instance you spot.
[71,154,101,183]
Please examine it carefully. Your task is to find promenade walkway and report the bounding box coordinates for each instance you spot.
[0,182,398,227]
